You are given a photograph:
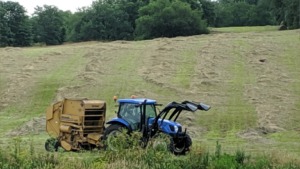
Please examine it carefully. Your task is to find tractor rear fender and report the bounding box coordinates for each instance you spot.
[106,118,132,131]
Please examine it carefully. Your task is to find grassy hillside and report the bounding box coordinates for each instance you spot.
[211,26,278,33]
[0,26,300,167]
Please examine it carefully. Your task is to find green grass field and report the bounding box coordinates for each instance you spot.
[0,26,300,168]
[211,25,278,33]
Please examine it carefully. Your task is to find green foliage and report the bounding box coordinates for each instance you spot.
[250,0,275,25]
[118,0,149,30]
[0,1,32,47]
[270,0,300,29]
[1,0,299,46]
[135,0,208,40]
[199,0,216,26]
[235,149,247,165]
[0,138,58,169]
[214,0,299,29]
[31,5,66,45]
[214,1,274,27]
[215,141,222,158]
[281,0,300,29]
[68,0,138,42]
[1,139,299,169]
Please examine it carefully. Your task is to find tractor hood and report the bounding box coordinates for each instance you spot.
[148,118,182,134]
[149,101,210,136]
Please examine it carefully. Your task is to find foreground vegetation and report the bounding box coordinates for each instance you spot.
[1,138,299,169]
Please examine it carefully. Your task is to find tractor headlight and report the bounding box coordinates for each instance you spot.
[169,125,179,133]
[174,125,178,133]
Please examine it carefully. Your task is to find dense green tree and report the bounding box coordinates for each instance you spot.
[64,8,88,41]
[1,0,298,47]
[0,1,31,47]
[71,8,100,41]
[0,2,9,47]
[118,0,149,30]
[60,10,73,41]
[282,0,299,29]
[247,0,274,26]
[270,0,285,24]
[214,3,234,27]
[182,0,202,10]
[182,0,216,26]
[32,5,65,45]
[230,2,253,26]
[135,0,208,40]
[90,1,133,40]
[68,0,136,41]
[268,0,299,29]
[199,0,216,26]
[214,0,275,27]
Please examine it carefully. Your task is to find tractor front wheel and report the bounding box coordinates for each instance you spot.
[170,134,192,155]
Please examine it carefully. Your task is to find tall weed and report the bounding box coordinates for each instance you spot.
[0,138,299,169]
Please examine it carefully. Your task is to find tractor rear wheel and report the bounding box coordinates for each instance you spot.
[103,124,129,151]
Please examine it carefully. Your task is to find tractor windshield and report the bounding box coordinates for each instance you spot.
[119,103,140,121]
[118,103,141,131]
[118,103,157,131]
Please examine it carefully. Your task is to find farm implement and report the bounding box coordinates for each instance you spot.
[45,97,210,154]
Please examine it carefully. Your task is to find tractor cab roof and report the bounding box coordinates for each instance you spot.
[117,98,156,105]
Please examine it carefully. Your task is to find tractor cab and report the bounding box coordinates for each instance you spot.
[117,98,157,131]
[106,98,158,132]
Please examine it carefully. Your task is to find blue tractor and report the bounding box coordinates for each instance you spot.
[103,98,210,155]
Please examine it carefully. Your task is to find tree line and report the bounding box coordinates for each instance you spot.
[0,0,299,47]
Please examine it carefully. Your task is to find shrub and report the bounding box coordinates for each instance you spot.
[135,0,208,40]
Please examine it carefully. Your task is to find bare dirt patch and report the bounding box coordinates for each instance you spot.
[6,116,46,137]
